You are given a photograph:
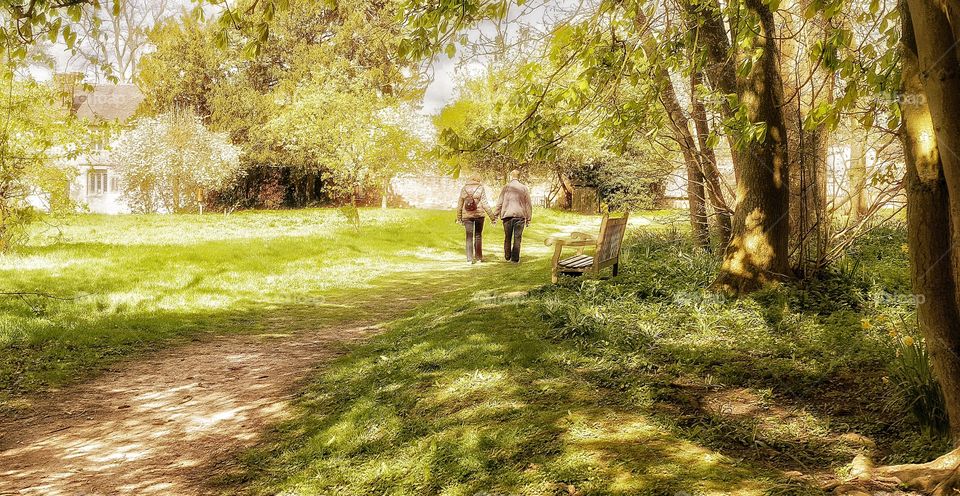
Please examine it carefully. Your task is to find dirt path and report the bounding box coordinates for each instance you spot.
[0,304,413,495]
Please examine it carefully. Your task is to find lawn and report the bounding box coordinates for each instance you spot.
[3,209,938,495]
[0,208,619,409]
[210,217,945,496]
[216,278,783,496]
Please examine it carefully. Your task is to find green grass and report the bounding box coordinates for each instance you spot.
[0,208,599,408]
[3,208,939,494]
[212,220,944,495]
[216,285,782,496]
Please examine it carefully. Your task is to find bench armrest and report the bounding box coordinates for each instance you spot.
[544,232,597,247]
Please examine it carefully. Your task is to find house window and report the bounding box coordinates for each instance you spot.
[87,170,108,195]
[110,176,119,193]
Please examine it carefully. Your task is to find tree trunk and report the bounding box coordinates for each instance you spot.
[848,137,869,220]
[381,177,389,209]
[557,171,574,210]
[658,68,710,249]
[707,0,792,293]
[635,12,710,249]
[781,0,832,278]
[690,70,733,243]
[172,176,181,214]
[901,0,960,442]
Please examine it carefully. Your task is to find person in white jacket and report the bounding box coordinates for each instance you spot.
[493,170,533,263]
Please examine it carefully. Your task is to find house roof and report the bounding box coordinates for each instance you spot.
[73,84,144,123]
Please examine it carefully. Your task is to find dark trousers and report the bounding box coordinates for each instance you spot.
[502,217,525,262]
[464,218,485,261]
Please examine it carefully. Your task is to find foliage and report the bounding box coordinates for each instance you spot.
[137,0,427,208]
[0,74,84,252]
[435,65,674,209]
[888,332,950,438]
[109,111,242,213]
[263,76,428,203]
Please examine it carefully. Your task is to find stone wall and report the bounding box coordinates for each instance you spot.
[391,175,553,210]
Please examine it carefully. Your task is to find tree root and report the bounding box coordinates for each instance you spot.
[829,449,960,495]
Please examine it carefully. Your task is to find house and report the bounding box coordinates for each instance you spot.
[57,74,144,214]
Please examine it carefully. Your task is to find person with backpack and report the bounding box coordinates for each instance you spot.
[456,175,495,264]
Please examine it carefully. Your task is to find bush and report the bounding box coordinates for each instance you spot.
[888,333,950,438]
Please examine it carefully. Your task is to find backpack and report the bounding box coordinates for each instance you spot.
[464,186,481,212]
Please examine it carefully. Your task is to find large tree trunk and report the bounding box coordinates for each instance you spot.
[698,0,791,293]
[842,8,960,491]
[901,0,960,442]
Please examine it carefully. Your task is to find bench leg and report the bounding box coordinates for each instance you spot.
[612,262,619,277]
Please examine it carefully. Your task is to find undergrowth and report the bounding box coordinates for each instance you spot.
[530,224,945,467]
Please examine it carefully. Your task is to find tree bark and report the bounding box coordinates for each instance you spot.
[848,137,869,220]
[658,68,711,249]
[691,70,733,243]
[635,11,712,249]
[782,0,832,278]
[381,177,389,209]
[699,0,792,293]
[901,0,960,442]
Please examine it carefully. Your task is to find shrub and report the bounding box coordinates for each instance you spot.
[888,333,950,438]
[110,111,243,213]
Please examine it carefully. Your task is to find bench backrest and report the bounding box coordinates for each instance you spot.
[596,213,629,267]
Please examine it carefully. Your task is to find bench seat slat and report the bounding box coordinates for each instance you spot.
[559,255,590,266]
[559,255,594,269]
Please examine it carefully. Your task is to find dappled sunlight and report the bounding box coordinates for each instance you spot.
[718,208,778,292]
[558,410,768,495]
[436,370,510,402]
[0,253,92,271]
[0,316,389,495]
[213,294,793,495]
[2,209,596,401]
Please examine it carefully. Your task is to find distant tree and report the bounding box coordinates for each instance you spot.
[137,0,426,208]
[137,14,228,116]
[263,75,428,206]
[110,111,242,213]
[0,75,84,251]
[68,0,178,82]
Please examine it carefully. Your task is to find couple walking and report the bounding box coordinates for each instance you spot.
[456,169,532,265]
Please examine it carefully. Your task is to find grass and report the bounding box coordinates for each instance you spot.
[0,208,605,409]
[4,208,942,494]
[216,285,782,496]
[213,219,947,495]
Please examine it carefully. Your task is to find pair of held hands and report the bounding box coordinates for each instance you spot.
[457,218,530,227]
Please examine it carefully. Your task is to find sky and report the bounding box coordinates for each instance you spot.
[419,1,563,114]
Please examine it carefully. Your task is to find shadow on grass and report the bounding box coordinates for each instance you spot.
[211,297,796,496]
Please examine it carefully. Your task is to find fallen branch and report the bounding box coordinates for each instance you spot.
[0,291,86,301]
[0,291,91,315]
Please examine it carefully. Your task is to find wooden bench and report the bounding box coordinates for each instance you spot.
[545,213,629,283]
